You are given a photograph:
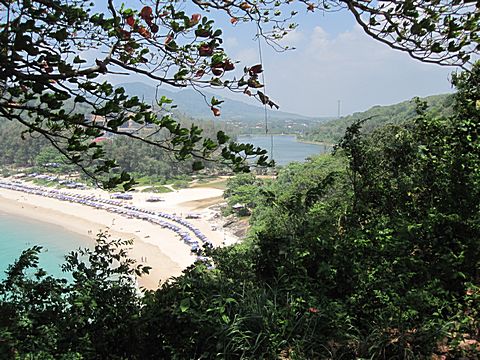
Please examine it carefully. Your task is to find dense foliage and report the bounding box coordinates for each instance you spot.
[0,120,50,169]
[222,173,265,215]
[0,118,233,180]
[1,64,479,359]
[303,93,454,144]
[0,234,149,359]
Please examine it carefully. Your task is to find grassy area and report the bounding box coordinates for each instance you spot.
[191,179,228,190]
[171,179,190,190]
[194,174,222,183]
[133,176,165,186]
[192,178,228,190]
[140,185,172,193]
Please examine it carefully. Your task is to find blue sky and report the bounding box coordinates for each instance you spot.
[214,7,455,117]
[102,2,456,118]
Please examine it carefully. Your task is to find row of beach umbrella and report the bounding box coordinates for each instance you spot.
[0,180,211,257]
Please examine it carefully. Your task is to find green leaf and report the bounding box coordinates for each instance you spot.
[192,160,204,171]
[431,42,443,53]
[73,55,86,64]
[52,28,69,41]
[210,96,224,106]
[216,131,229,145]
[179,298,190,313]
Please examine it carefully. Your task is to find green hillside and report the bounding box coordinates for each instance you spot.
[118,82,329,134]
[303,94,454,144]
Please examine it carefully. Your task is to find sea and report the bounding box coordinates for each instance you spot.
[0,210,93,281]
[237,134,331,166]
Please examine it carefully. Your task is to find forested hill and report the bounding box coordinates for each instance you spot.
[118,82,328,131]
[0,83,327,134]
[303,93,454,144]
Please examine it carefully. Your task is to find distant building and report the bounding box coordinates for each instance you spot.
[88,115,106,127]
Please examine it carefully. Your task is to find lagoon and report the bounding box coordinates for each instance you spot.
[237,135,330,166]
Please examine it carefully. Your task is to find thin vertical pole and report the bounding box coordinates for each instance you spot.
[256,28,272,163]
[270,134,274,161]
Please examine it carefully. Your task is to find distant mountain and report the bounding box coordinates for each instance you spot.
[117,82,328,133]
[302,94,454,144]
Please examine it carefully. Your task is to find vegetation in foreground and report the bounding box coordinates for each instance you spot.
[1,64,479,359]
[1,0,479,357]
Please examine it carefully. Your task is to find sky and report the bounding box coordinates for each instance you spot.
[215,8,456,118]
[101,1,457,118]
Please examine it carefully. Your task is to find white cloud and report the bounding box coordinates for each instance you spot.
[279,29,305,48]
[224,36,239,48]
[306,25,391,66]
[262,24,453,117]
[234,47,259,65]
[309,26,329,53]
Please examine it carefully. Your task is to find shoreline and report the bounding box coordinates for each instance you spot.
[237,133,334,147]
[0,181,238,290]
[0,191,185,289]
[295,138,334,147]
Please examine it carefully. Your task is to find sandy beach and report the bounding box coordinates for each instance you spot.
[0,180,236,289]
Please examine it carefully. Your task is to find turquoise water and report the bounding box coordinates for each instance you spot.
[237,135,331,166]
[0,210,94,280]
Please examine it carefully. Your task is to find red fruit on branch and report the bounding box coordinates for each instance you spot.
[212,68,223,76]
[199,44,213,56]
[240,2,251,10]
[223,61,235,71]
[195,69,205,78]
[249,64,263,75]
[195,29,211,37]
[118,29,131,40]
[124,44,134,54]
[211,107,221,116]
[190,14,201,26]
[126,16,135,27]
[230,17,238,24]
[140,6,153,20]
[150,23,159,33]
